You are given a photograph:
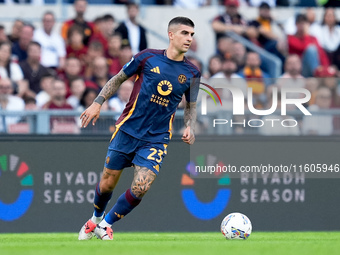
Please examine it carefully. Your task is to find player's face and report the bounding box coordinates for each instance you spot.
[170,24,195,54]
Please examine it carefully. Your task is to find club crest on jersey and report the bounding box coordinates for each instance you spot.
[178,74,187,84]
[157,80,173,96]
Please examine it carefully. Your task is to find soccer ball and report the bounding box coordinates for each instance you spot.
[220,212,252,240]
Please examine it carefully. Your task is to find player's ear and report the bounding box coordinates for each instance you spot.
[168,30,174,40]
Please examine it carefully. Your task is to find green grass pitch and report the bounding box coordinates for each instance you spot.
[1,232,340,255]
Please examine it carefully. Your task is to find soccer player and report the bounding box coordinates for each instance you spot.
[78,16,200,241]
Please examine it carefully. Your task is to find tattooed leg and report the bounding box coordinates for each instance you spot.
[131,165,157,198]
[103,165,156,225]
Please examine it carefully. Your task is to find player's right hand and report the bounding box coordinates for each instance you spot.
[80,102,101,128]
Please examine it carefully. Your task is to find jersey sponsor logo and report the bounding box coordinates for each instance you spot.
[157,80,173,96]
[178,74,187,84]
[150,66,160,74]
[150,94,169,107]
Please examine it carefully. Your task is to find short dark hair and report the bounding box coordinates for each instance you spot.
[24,97,36,105]
[94,16,104,24]
[168,17,195,30]
[102,14,115,22]
[22,22,35,31]
[296,14,307,24]
[28,41,41,49]
[69,76,83,88]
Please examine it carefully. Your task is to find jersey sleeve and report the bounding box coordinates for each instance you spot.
[185,72,201,103]
[123,50,148,77]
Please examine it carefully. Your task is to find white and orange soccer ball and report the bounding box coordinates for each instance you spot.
[221,212,252,240]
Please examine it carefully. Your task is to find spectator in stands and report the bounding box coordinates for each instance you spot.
[108,80,133,114]
[106,33,122,76]
[42,79,73,110]
[58,57,95,95]
[231,41,246,71]
[78,87,98,111]
[12,24,34,62]
[19,41,51,95]
[115,3,148,55]
[206,55,222,78]
[7,19,23,44]
[59,57,82,85]
[216,36,234,60]
[88,56,111,92]
[314,65,340,108]
[287,14,330,77]
[61,0,96,47]
[24,97,38,111]
[212,0,247,42]
[302,86,334,135]
[238,51,270,107]
[95,14,115,42]
[66,25,88,68]
[310,8,340,68]
[117,44,133,74]
[33,11,66,70]
[284,8,317,36]
[83,40,105,78]
[91,16,109,52]
[36,74,54,108]
[0,77,25,133]
[67,77,86,109]
[209,57,247,109]
[275,54,306,110]
[106,33,121,59]
[0,41,26,97]
[43,79,79,134]
[277,54,305,90]
[0,25,8,43]
[247,2,285,62]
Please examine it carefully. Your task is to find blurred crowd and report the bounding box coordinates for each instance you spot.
[0,0,340,135]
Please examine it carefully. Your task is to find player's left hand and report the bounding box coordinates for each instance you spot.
[182,126,195,145]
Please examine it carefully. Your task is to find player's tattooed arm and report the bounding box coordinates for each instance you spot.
[184,102,197,132]
[182,102,197,145]
[131,165,157,198]
[95,69,129,104]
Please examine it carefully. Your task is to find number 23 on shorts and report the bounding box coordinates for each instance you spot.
[147,148,164,163]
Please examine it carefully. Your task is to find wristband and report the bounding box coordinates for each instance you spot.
[94,95,105,105]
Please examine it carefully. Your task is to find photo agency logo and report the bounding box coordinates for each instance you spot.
[200,82,312,129]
